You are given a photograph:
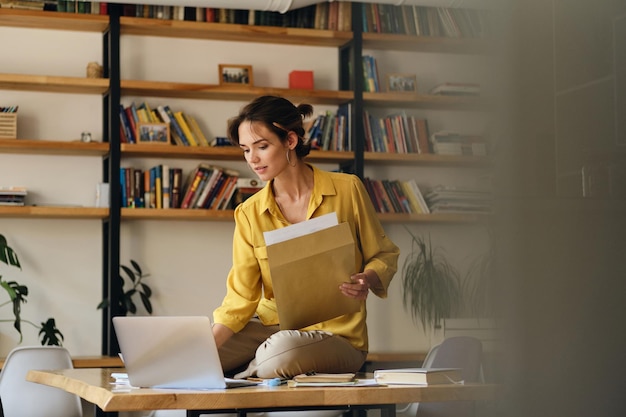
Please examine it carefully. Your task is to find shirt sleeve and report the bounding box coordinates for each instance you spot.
[351,176,400,298]
[212,205,263,333]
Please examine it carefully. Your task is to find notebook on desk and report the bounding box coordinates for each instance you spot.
[112,316,258,389]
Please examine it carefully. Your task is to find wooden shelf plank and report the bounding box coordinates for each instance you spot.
[121,143,353,163]
[0,139,108,156]
[121,79,352,104]
[364,152,490,167]
[0,73,109,95]
[0,206,108,219]
[120,16,352,47]
[362,32,490,54]
[121,208,234,221]
[0,9,109,32]
[377,212,488,223]
[363,91,483,111]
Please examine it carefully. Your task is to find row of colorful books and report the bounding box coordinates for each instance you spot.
[39,1,353,31]
[361,4,492,38]
[119,102,209,146]
[364,178,430,215]
[363,111,431,154]
[304,103,352,152]
[120,164,246,210]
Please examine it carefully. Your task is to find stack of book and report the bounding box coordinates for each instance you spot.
[429,82,481,96]
[424,185,492,214]
[429,131,488,156]
[0,186,27,206]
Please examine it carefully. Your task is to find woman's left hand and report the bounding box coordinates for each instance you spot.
[340,272,370,300]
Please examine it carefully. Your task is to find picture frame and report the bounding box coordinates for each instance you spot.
[386,73,417,93]
[219,64,253,87]
[137,123,170,145]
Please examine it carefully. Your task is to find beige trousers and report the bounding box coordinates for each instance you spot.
[218,318,367,379]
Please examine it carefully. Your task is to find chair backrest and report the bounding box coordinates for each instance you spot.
[415,336,484,417]
[0,346,83,417]
[427,336,483,383]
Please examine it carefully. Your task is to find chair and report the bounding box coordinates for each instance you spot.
[396,336,483,417]
[0,346,83,417]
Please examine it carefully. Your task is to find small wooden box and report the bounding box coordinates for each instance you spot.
[0,113,17,139]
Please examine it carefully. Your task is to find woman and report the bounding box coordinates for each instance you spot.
[213,96,399,379]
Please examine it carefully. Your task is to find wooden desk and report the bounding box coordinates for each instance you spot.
[27,368,494,417]
[2,352,420,370]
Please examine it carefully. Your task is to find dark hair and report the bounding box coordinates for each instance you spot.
[227,96,314,159]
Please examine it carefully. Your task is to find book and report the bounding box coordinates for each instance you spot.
[414,118,431,154]
[174,111,198,146]
[162,105,190,146]
[406,179,430,214]
[373,368,462,385]
[161,164,170,209]
[293,372,355,383]
[183,114,210,146]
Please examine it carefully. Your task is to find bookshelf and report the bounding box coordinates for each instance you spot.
[0,9,110,219]
[0,4,492,356]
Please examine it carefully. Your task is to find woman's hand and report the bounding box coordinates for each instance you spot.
[340,272,372,300]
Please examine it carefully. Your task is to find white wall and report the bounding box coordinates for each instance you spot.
[0,22,490,357]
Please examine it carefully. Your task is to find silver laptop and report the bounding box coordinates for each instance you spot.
[113,316,255,389]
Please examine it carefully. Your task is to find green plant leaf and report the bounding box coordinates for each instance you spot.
[140,283,152,297]
[39,318,64,346]
[140,292,153,314]
[401,230,461,329]
[130,259,142,276]
[121,265,136,283]
[0,234,21,269]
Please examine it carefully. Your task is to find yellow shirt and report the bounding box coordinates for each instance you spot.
[213,164,399,351]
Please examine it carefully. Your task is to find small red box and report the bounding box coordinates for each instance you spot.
[289,71,314,90]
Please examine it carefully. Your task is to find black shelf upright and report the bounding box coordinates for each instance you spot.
[339,2,365,179]
[102,3,124,357]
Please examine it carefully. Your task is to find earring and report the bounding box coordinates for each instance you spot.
[286,150,296,167]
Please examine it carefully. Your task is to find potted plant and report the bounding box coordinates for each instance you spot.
[401,229,462,330]
[97,259,153,315]
[0,233,64,345]
[462,227,497,318]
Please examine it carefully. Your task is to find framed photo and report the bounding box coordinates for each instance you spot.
[219,64,253,87]
[137,123,170,144]
[386,73,417,93]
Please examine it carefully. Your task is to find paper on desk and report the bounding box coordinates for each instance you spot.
[263,212,338,245]
[267,219,360,330]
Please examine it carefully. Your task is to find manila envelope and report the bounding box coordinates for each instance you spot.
[267,222,360,330]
